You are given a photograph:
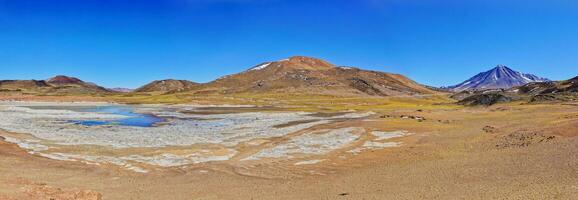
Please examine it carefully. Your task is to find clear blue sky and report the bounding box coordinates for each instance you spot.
[1,0,577,88]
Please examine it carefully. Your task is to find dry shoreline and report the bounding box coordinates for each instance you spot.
[0,100,577,199]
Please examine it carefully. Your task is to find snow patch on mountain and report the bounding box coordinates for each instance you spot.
[250,62,271,71]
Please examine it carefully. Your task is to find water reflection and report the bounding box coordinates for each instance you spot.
[69,106,165,127]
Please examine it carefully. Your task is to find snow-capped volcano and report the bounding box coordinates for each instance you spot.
[448,65,549,91]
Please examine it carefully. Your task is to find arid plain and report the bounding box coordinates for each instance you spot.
[0,93,576,200]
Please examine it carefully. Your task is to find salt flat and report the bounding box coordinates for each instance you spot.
[0,102,405,172]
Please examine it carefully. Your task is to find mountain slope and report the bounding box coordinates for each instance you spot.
[452,76,578,105]
[516,76,578,102]
[135,79,198,93]
[516,76,578,95]
[192,56,434,96]
[448,65,549,91]
[0,75,111,94]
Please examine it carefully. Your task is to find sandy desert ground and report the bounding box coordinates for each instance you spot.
[0,97,577,200]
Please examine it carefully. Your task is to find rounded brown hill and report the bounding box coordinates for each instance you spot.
[135,79,198,93]
[45,75,111,93]
[195,56,434,96]
[46,75,84,85]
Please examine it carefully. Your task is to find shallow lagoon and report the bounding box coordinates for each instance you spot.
[69,106,166,127]
[23,105,166,127]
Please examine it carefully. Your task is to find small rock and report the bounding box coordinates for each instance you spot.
[482,126,496,133]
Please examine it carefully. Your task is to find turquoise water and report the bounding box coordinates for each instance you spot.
[67,106,165,127]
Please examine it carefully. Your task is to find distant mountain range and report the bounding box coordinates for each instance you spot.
[0,57,435,96]
[108,87,134,93]
[3,58,572,100]
[447,65,549,91]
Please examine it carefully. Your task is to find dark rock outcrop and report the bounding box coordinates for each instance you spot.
[458,93,513,106]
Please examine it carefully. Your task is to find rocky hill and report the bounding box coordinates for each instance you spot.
[192,56,434,96]
[516,76,578,102]
[134,79,198,93]
[516,76,577,95]
[45,75,111,94]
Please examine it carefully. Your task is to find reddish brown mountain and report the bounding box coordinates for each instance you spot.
[192,56,434,96]
[44,75,110,94]
[135,79,198,93]
[0,75,111,94]
[46,75,84,85]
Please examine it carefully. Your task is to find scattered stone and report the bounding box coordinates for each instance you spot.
[20,181,103,200]
[438,120,451,124]
[496,130,556,148]
[395,115,426,121]
[482,126,496,133]
[380,114,425,121]
[379,115,392,118]
[490,107,510,112]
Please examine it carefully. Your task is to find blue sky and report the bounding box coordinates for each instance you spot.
[1,0,577,88]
